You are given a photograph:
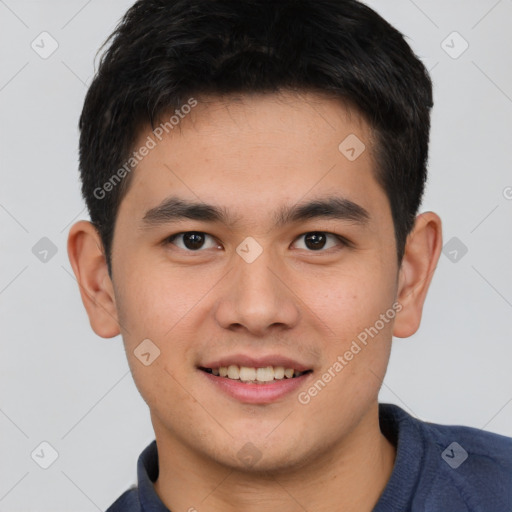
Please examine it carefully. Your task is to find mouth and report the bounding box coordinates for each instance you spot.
[198,355,314,404]
[199,365,313,384]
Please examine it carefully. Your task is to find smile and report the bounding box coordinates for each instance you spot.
[200,365,312,384]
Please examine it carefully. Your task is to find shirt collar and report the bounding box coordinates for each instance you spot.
[137,440,169,511]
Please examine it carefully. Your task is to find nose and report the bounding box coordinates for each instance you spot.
[213,246,301,336]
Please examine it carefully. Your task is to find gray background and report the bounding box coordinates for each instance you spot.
[1,0,511,510]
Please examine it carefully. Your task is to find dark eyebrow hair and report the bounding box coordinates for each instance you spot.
[141,196,370,229]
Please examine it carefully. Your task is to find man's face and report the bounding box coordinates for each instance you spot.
[111,92,400,471]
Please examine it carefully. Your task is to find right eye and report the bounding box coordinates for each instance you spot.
[163,231,222,252]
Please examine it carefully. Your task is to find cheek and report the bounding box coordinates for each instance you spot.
[113,259,213,386]
[114,260,203,343]
[113,269,197,414]
[300,262,397,343]
[295,277,395,441]
[294,261,396,403]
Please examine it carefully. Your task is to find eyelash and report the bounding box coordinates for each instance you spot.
[162,231,350,253]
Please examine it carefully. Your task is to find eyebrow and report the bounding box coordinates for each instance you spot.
[141,195,370,229]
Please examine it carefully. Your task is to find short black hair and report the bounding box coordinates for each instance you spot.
[78,0,433,272]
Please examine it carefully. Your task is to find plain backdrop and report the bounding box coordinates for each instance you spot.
[1,0,511,510]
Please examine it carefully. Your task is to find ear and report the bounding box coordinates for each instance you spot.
[67,220,120,338]
[393,212,442,338]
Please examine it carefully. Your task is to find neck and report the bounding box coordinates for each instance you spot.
[153,402,396,512]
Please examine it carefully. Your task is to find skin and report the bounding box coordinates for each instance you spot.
[68,91,442,512]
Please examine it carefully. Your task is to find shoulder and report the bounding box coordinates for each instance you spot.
[105,486,140,512]
[424,420,512,511]
[421,415,512,474]
[424,417,512,478]
[382,403,512,469]
[382,404,512,511]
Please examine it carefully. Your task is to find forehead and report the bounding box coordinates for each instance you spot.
[118,91,389,230]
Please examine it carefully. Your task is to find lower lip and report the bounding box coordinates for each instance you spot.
[199,370,312,404]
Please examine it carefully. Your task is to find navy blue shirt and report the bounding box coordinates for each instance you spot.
[107,404,512,511]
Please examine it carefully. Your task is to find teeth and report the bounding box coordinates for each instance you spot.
[212,365,305,383]
[227,365,239,380]
[273,366,285,379]
[239,367,256,382]
[256,366,274,382]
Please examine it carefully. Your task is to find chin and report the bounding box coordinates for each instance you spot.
[207,435,315,475]
[229,451,307,475]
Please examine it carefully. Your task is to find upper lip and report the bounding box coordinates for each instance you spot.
[199,354,312,372]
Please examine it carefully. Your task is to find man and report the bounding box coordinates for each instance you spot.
[67,0,512,510]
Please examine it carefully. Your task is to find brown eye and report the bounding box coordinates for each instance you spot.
[304,232,327,250]
[292,232,345,251]
[166,232,220,251]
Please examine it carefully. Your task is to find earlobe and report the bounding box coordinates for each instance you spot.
[393,212,443,338]
[67,220,121,339]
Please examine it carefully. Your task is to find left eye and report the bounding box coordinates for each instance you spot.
[292,232,344,251]
[165,231,220,251]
